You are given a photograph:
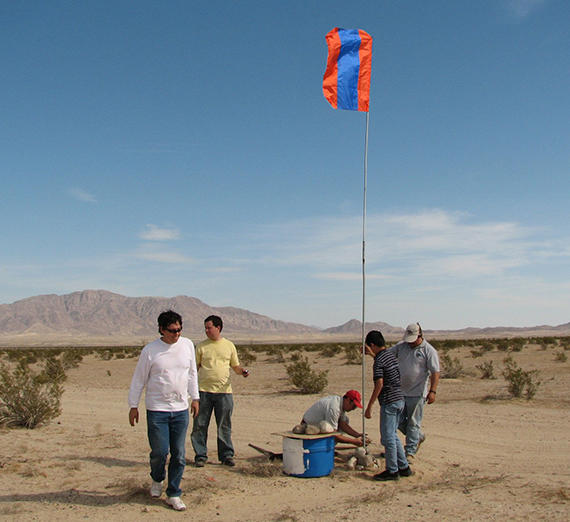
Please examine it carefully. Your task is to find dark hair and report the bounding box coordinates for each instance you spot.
[204,315,223,332]
[157,310,183,333]
[365,330,386,348]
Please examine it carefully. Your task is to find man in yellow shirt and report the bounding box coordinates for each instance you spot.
[191,315,249,467]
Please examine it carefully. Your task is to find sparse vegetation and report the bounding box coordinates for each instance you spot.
[320,344,343,358]
[0,359,63,428]
[440,353,464,379]
[502,355,541,400]
[343,344,362,365]
[237,346,257,366]
[554,351,567,363]
[285,356,328,394]
[475,360,496,379]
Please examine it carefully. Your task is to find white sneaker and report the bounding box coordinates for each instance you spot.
[150,480,163,498]
[166,496,187,511]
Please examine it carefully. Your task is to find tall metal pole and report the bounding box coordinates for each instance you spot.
[361,111,369,445]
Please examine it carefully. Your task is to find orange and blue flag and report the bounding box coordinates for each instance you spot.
[323,28,373,112]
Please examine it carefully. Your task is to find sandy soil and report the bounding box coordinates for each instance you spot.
[1,343,569,521]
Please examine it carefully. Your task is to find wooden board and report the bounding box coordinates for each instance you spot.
[271,430,340,440]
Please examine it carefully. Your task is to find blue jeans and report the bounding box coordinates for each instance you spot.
[147,409,189,498]
[191,392,234,462]
[380,399,409,473]
[398,396,425,456]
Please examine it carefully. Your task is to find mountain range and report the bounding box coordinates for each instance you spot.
[0,290,568,346]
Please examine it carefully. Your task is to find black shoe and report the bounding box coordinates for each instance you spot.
[194,459,206,468]
[222,458,235,467]
[399,466,414,477]
[373,470,399,481]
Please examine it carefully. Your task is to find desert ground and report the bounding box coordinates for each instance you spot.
[1,341,569,521]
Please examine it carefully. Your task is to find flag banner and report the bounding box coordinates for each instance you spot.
[323,28,373,112]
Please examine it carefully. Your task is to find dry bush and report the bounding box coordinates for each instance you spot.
[475,360,496,379]
[285,356,328,394]
[343,344,362,365]
[238,346,257,366]
[320,344,343,358]
[0,360,63,429]
[554,351,567,363]
[502,355,541,400]
[440,353,464,379]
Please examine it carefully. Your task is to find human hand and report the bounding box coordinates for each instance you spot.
[129,408,139,426]
[365,407,372,419]
[191,400,200,418]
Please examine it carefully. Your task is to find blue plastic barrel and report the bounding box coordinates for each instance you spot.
[282,435,335,478]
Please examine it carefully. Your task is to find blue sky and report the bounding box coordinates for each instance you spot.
[1,0,569,330]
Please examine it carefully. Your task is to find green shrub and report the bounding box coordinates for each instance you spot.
[237,347,257,366]
[475,360,496,379]
[0,360,63,429]
[343,344,362,365]
[265,345,286,363]
[502,356,541,400]
[440,353,464,379]
[554,351,567,363]
[320,344,342,358]
[285,356,328,394]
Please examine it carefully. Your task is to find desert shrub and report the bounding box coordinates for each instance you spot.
[502,356,541,400]
[440,353,464,379]
[343,344,362,365]
[0,360,63,428]
[470,347,486,359]
[320,344,342,358]
[285,356,328,394]
[554,351,567,363]
[495,339,510,352]
[289,352,302,362]
[475,360,496,379]
[265,345,286,363]
[237,347,257,366]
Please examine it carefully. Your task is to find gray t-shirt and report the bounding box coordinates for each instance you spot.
[388,339,440,397]
[302,395,348,429]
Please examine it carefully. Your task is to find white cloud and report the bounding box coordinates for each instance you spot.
[138,224,180,241]
[68,188,96,203]
[243,209,568,288]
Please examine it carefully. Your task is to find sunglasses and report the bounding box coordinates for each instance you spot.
[164,327,183,334]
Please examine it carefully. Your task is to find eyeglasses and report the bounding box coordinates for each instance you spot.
[165,327,183,334]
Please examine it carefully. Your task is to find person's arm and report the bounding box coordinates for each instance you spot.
[127,349,150,426]
[338,419,361,438]
[190,400,200,418]
[232,365,250,377]
[365,378,383,419]
[334,433,365,446]
[426,372,440,404]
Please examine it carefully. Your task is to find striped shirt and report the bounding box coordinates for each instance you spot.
[373,349,404,405]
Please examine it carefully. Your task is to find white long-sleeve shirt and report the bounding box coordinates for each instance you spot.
[128,337,199,412]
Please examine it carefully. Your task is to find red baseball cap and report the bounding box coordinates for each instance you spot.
[345,390,363,408]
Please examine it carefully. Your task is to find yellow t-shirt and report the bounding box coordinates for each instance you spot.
[196,338,240,393]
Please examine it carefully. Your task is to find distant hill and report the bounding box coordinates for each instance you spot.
[0,290,319,345]
[0,290,568,346]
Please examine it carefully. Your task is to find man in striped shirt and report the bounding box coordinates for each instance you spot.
[364,330,413,481]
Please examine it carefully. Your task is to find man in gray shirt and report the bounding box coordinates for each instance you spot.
[388,323,440,458]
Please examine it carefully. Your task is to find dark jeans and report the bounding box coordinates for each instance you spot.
[147,409,189,497]
[191,392,234,462]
